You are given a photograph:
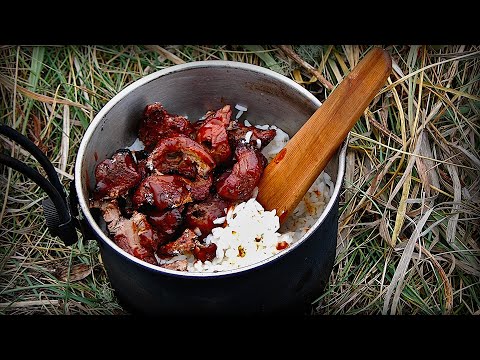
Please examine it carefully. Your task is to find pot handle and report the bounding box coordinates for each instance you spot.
[0,124,89,246]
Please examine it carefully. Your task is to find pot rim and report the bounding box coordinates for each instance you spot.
[74,60,347,278]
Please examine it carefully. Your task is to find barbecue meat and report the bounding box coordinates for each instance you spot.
[132,174,192,211]
[157,228,198,257]
[227,121,276,150]
[160,259,188,271]
[91,200,159,266]
[216,143,264,201]
[147,206,185,244]
[201,104,232,126]
[138,102,195,150]
[157,228,217,263]
[93,149,141,200]
[196,105,233,164]
[89,102,280,269]
[146,135,215,179]
[183,173,213,201]
[193,243,217,262]
[185,194,230,239]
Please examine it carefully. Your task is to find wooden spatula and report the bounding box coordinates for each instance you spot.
[256,47,392,223]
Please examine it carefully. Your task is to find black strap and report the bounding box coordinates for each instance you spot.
[0,125,67,200]
[0,125,78,246]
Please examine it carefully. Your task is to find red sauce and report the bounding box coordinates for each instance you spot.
[278,209,289,223]
[274,148,287,164]
[94,151,98,162]
[149,175,190,210]
[193,243,217,262]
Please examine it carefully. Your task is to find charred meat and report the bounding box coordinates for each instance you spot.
[216,143,265,201]
[196,105,233,165]
[146,135,215,179]
[227,121,276,150]
[132,174,193,211]
[185,194,230,239]
[93,149,141,200]
[138,102,195,150]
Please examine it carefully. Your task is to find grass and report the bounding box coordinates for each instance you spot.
[0,45,479,315]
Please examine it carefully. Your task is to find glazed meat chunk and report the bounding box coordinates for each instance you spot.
[185,194,230,239]
[147,206,185,244]
[196,105,233,164]
[146,135,215,179]
[93,149,141,200]
[216,143,265,201]
[138,102,195,150]
[227,121,276,150]
[111,211,159,265]
[132,174,193,211]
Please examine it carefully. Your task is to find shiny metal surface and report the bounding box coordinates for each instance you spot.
[74,61,347,314]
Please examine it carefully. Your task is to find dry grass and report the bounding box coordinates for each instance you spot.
[0,45,479,315]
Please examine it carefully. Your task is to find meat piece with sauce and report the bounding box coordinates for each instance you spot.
[193,242,217,262]
[138,103,195,150]
[227,121,276,150]
[196,105,233,164]
[93,149,141,200]
[201,104,232,127]
[185,194,230,239]
[89,102,283,270]
[182,173,213,201]
[157,228,217,263]
[132,174,193,211]
[146,135,216,179]
[111,211,159,265]
[157,228,198,258]
[90,199,159,265]
[147,205,185,244]
[216,143,265,201]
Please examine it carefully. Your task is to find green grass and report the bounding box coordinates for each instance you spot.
[1,45,479,315]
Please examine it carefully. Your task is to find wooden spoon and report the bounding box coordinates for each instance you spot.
[256,47,392,223]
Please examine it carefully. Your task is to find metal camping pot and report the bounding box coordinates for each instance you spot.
[75,61,347,315]
[1,61,347,315]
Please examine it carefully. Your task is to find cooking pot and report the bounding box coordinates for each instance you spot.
[1,61,347,315]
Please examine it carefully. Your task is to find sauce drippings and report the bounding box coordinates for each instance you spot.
[274,148,287,164]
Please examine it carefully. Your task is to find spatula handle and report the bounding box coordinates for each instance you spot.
[256,47,392,223]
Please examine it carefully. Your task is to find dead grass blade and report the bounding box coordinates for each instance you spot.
[0,299,60,308]
[387,138,422,245]
[446,163,462,243]
[415,243,453,313]
[415,130,440,198]
[59,105,70,178]
[365,109,403,145]
[144,45,186,65]
[383,207,435,315]
[0,74,92,110]
[278,45,334,90]
[380,49,480,95]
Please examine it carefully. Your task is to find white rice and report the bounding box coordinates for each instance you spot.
[127,138,146,152]
[235,103,248,119]
[156,123,335,272]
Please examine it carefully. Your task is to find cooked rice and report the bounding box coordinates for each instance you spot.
[235,103,248,119]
